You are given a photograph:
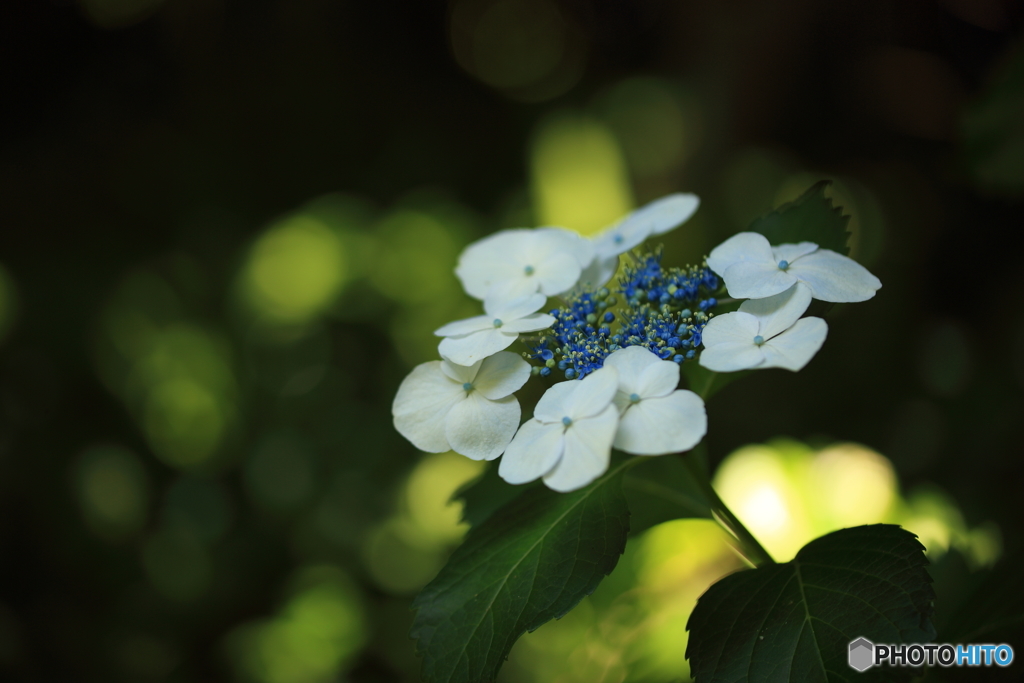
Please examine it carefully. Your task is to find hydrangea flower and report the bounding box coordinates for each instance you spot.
[435,293,556,366]
[392,352,531,460]
[455,227,595,302]
[706,232,881,302]
[699,283,827,372]
[578,193,701,290]
[499,366,619,492]
[603,346,707,455]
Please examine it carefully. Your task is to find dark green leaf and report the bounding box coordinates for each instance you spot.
[747,180,851,255]
[623,454,712,535]
[452,462,537,529]
[411,459,632,683]
[686,524,935,683]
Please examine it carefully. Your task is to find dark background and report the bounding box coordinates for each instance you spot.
[2,0,1024,681]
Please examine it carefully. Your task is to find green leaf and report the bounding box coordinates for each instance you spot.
[747,180,851,255]
[452,462,537,529]
[686,525,935,683]
[411,459,632,683]
[623,454,712,535]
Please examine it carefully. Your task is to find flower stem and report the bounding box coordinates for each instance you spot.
[681,453,775,567]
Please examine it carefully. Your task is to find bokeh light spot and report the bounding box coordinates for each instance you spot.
[241,215,349,326]
[369,210,463,305]
[226,566,366,683]
[362,518,445,595]
[450,0,584,101]
[143,377,226,468]
[807,443,897,529]
[530,112,634,235]
[405,451,484,543]
[595,77,697,179]
[713,443,813,561]
[75,445,149,542]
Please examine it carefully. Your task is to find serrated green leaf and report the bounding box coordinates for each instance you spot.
[411,459,633,683]
[686,524,935,683]
[624,454,712,535]
[748,181,851,255]
[452,462,538,529]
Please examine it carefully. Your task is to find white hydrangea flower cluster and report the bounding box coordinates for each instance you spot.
[392,196,882,492]
[699,232,881,372]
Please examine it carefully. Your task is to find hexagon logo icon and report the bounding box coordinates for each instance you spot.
[848,637,874,672]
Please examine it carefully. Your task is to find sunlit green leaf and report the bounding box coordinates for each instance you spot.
[411,460,632,683]
[747,180,851,255]
[686,524,935,682]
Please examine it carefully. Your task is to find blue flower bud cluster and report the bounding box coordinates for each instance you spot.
[528,251,719,379]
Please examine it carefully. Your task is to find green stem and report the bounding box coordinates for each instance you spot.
[681,454,775,567]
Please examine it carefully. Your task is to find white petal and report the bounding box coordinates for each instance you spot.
[535,227,596,268]
[533,380,579,424]
[440,358,481,383]
[498,420,564,484]
[698,343,766,372]
[543,405,619,492]
[392,362,465,452]
[592,218,651,259]
[474,352,531,400]
[771,242,818,264]
[594,194,699,260]
[603,346,662,395]
[534,250,585,297]
[484,292,547,320]
[706,232,774,276]
[699,314,766,372]
[738,283,812,340]
[445,392,520,460]
[645,193,701,235]
[486,276,542,302]
[455,230,532,300]
[500,312,555,334]
[636,357,680,399]
[563,366,619,420]
[700,311,760,347]
[721,260,797,299]
[788,249,882,303]
[438,328,517,366]
[614,390,707,455]
[759,317,828,371]
[434,314,493,338]
[575,255,619,290]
